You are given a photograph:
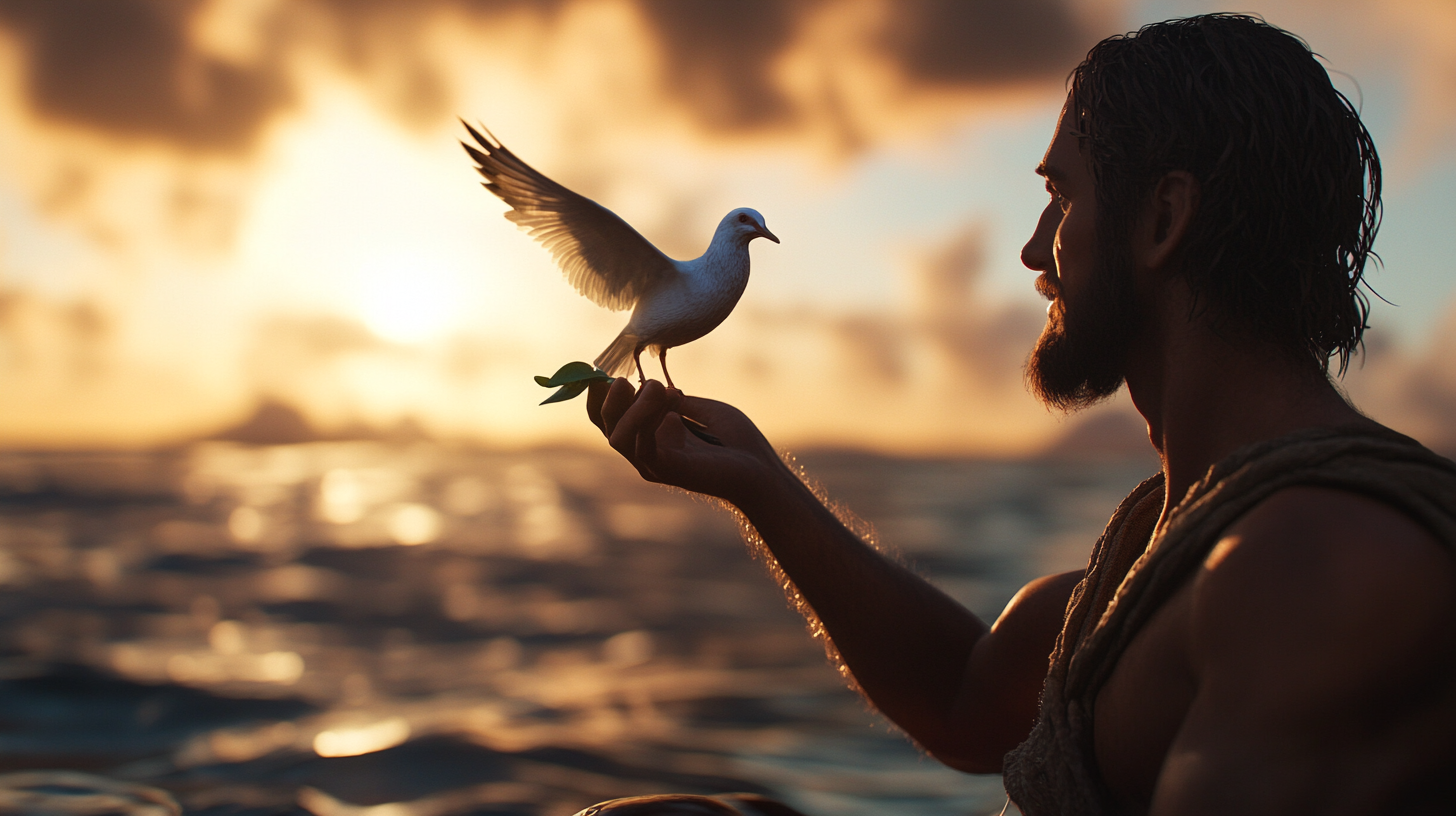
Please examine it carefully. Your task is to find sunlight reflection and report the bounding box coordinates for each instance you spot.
[312,717,411,758]
[387,502,441,546]
[318,468,367,524]
[209,620,246,654]
[226,505,265,543]
[601,629,654,668]
[163,650,304,685]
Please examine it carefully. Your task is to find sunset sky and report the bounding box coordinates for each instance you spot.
[0,0,1454,454]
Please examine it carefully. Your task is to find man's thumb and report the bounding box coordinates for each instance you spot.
[657,410,688,452]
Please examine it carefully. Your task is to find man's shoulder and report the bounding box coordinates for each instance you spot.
[1219,484,1450,574]
[1194,419,1456,612]
[1161,484,1456,809]
[1190,484,1456,703]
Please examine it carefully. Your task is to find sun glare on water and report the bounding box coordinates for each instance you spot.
[312,717,411,758]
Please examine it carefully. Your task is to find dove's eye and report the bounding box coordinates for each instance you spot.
[738,214,750,224]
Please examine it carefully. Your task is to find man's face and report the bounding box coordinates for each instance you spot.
[1022,106,1139,410]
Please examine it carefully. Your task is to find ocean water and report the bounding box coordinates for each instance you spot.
[0,442,1154,816]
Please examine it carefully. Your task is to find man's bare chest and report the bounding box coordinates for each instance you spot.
[1092,579,1199,813]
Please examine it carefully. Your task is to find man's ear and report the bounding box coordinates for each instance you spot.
[1137,170,1199,272]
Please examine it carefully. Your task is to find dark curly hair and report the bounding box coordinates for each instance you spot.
[1067,13,1381,374]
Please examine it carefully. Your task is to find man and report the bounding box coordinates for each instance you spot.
[587,14,1456,815]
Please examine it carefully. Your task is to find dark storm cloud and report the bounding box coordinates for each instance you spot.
[878,0,1088,85]
[634,0,806,130]
[628,0,1097,132]
[0,0,289,152]
[0,0,558,153]
[0,0,1099,152]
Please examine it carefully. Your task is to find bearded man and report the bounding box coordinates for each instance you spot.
[586,14,1456,815]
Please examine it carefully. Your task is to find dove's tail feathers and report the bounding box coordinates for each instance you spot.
[595,332,642,379]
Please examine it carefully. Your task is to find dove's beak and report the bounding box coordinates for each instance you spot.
[757,225,780,244]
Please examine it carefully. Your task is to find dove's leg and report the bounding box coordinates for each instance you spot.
[658,347,676,390]
[633,346,646,386]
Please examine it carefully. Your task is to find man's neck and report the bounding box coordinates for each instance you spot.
[1123,303,1377,529]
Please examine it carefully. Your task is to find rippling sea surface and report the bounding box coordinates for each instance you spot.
[0,442,1153,816]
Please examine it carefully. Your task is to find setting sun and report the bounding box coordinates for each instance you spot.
[353,248,464,344]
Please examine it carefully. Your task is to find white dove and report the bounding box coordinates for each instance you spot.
[461,123,778,389]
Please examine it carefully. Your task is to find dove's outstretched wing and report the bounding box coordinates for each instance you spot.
[462,123,676,312]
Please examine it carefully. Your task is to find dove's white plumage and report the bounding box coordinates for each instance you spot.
[462,123,777,387]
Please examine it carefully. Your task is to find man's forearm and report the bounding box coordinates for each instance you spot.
[586,379,1056,767]
[731,461,990,752]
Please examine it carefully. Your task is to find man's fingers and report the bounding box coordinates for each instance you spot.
[600,378,638,438]
[586,380,610,434]
[625,383,667,465]
[607,380,675,463]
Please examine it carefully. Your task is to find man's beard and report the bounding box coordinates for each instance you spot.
[1026,244,1140,411]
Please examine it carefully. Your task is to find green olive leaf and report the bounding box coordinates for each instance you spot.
[539,381,590,405]
[535,361,614,389]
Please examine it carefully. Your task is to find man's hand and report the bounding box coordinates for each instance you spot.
[587,378,788,509]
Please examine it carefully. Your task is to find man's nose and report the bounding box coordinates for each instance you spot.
[1021,201,1060,272]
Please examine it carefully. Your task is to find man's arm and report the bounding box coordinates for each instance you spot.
[588,379,1078,770]
[1153,487,1456,815]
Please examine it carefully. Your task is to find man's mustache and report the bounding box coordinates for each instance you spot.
[1035,272,1061,301]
